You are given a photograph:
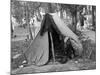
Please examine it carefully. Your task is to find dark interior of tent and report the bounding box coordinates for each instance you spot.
[40,14,77,64]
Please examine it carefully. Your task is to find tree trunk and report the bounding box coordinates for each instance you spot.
[26,4,33,40]
[72,13,77,33]
[47,3,56,63]
[11,22,14,37]
[92,6,96,30]
[29,23,33,40]
[60,9,63,19]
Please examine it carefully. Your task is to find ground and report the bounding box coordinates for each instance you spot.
[11,26,96,74]
[11,59,95,74]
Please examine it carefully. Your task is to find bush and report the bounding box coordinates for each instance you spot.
[81,40,96,61]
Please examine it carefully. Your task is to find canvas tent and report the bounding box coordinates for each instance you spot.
[24,13,83,66]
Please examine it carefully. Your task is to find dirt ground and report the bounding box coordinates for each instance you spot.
[11,58,95,74]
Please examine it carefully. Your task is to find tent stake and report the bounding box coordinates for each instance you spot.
[49,32,56,64]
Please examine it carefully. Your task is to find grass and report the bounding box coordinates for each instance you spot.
[11,40,31,69]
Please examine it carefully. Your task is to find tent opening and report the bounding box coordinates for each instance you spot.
[48,22,69,64]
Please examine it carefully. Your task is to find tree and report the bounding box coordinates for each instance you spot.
[25,2,33,40]
[61,4,85,33]
[92,6,96,31]
[11,0,25,24]
[22,1,42,40]
[11,22,14,37]
[47,3,57,63]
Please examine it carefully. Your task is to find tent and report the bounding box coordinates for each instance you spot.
[24,13,83,66]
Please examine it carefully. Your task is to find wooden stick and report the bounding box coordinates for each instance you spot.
[49,32,56,63]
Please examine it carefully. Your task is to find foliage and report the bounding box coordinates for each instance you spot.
[11,0,42,24]
[81,40,96,61]
[11,0,24,23]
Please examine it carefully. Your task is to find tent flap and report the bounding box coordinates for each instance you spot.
[25,32,49,66]
[52,13,83,54]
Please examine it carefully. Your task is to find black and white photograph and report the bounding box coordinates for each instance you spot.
[11,0,96,74]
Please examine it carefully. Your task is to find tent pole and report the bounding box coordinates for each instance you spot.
[49,32,56,63]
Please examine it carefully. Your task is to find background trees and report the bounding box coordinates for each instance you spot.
[11,0,96,39]
[60,4,86,32]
